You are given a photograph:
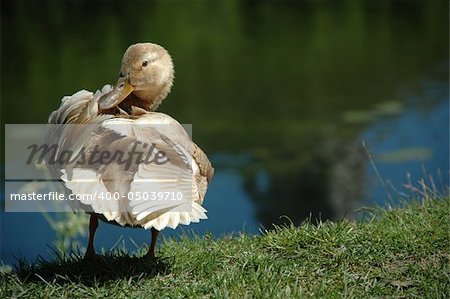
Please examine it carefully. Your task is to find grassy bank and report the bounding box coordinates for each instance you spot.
[1,198,448,298]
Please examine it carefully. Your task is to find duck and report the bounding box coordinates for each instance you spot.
[45,43,214,259]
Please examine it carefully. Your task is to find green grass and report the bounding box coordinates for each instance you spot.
[1,198,449,298]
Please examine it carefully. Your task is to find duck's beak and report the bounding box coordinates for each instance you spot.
[98,76,135,110]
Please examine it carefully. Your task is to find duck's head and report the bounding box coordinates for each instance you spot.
[99,43,174,112]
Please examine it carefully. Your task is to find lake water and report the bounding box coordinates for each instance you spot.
[1,0,448,266]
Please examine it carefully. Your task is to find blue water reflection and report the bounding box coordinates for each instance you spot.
[364,92,449,207]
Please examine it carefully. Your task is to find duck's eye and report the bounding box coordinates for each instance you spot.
[142,60,148,67]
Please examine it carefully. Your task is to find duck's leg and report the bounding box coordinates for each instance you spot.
[146,228,159,258]
[84,214,98,260]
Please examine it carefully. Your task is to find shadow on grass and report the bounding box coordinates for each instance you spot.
[9,250,172,286]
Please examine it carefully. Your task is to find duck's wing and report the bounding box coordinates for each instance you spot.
[192,142,214,204]
[47,85,114,125]
[45,86,128,222]
[101,113,209,229]
[45,86,115,176]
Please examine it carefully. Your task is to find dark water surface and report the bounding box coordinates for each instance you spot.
[1,0,448,265]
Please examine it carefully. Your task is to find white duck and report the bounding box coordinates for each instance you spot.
[46,43,214,259]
